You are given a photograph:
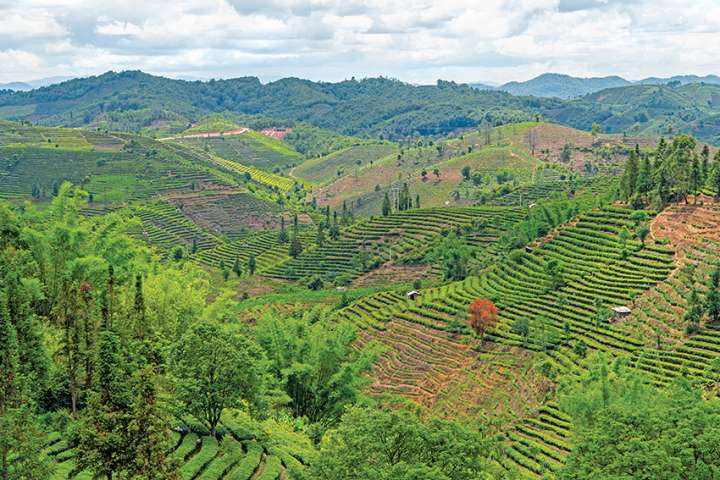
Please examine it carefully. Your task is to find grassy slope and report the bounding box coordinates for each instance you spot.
[183,116,243,134]
[291,143,397,184]
[312,123,540,216]
[176,131,304,172]
[0,121,237,203]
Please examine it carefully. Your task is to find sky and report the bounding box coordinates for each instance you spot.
[1,0,720,85]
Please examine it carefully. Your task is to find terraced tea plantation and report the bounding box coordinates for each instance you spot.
[488,168,614,207]
[333,206,679,477]
[194,228,316,274]
[292,143,396,184]
[167,192,283,236]
[266,206,527,281]
[0,123,232,202]
[44,411,314,480]
[127,201,220,253]
[6,114,718,480]
[175,130,304,172]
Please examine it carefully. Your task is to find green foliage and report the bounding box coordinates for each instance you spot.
[559,355,720,479]
[307,275,324,291]
[426,232,472,281]
[707,265,720,323]
[255,309,379,427]
[170,321,268,434]
[544,258,565,291]
[312,406,504,480]
[125,367,180,479]
[289,233,303,258]
[0,289,18,413]
[0,291,52,479]
[283,124,366,158]
[0,72,544,139]
[0,401,53,479]
[75,329,135,478]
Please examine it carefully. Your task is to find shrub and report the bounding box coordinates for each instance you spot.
[308,275,324,291]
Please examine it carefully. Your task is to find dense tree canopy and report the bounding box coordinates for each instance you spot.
[559,355,720,479]
[312,406,506,480]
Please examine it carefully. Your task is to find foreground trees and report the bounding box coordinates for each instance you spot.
[0,293,53,479]
[559,355,720,479]
[171,321,267,435]
[621,135,718,207]
[255,309,379,430]
[312,406,505,480]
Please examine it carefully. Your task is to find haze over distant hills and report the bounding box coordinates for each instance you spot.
[0,76,75,92]
[482,73,720,99]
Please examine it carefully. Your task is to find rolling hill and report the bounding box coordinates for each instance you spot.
[493,73,720,99]
[542,82,720,143]
[0,71,551,139]
[3,69,720,147]
[498,73,631,99]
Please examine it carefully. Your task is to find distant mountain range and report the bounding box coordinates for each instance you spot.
[473,73,720,99]
[0,71,547,139]
[1,70,719,144]
[0,76,75,92]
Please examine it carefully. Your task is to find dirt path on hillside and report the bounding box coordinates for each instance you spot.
[158,128,250,141]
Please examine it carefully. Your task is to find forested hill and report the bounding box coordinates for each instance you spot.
[3,70,720,144]
[498,73,631,99]
[0,71,549,139]
[494,73,720,99]
[542,82,720,143]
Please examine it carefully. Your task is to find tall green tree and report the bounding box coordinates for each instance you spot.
[382,192,390,216]
[637,155,653,200]
[0,291,18,415]
[0,293,51,480]
[247,255,257,275]
[3,272,49,400]
[690,154,701,202]
[232,256,242,277]
[701,145,710,183]
[125,367,180,479]
[133,274,146,340]
[622,149,639,199]
[656,168,670,207]
[316,224,325,247]
[713,158,720,199]
[289,233,303,258]
[255,310,378,426]
[170,322,267,435]
[75,329,134,479]
[278,216,288,243]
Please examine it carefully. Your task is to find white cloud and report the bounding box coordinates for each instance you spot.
[0,0,718,84]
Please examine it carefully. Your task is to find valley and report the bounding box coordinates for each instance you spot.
[3,72,720,480]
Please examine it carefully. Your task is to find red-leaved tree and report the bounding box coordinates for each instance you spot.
[468,299,498,336]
